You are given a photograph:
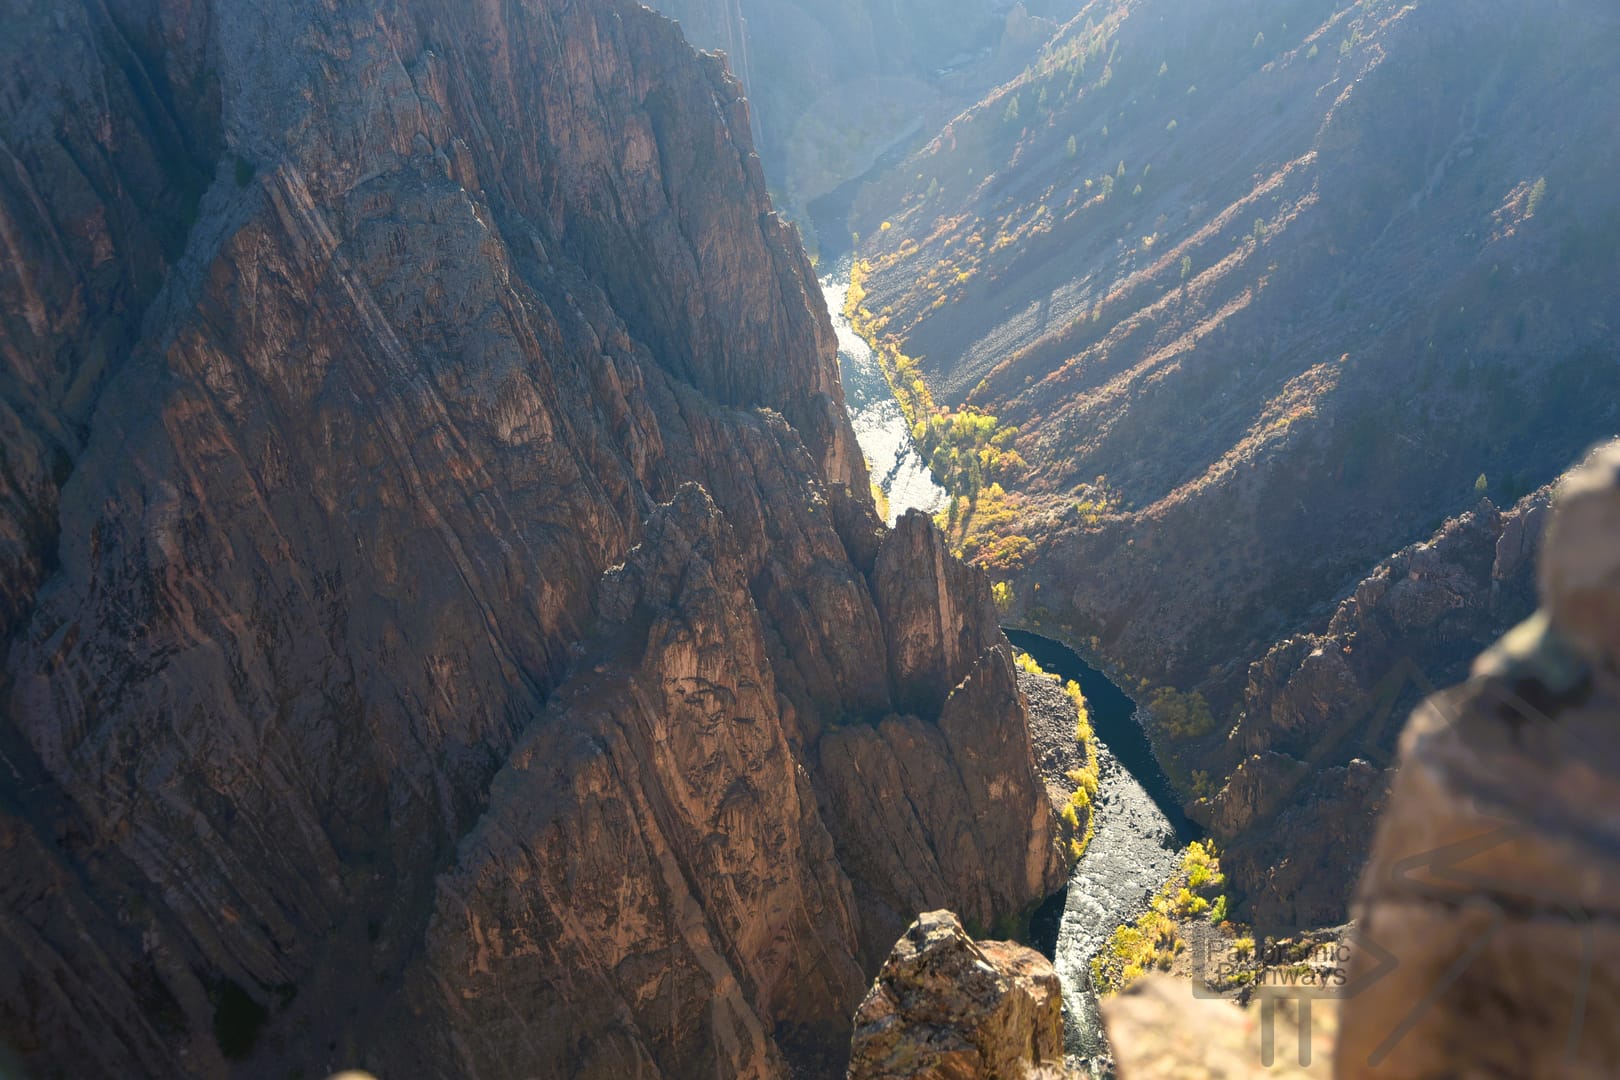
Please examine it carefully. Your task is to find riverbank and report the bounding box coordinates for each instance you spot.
[822,252,1200,1075]
[1011,629,1200,1077]
[1004,629,1196,839]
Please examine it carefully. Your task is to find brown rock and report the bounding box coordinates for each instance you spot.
[874,510,1005,719]
[816,647,1067,964]
[848,910,1079,1080]
[390,486,866,1078]
[1541,440,1620,672]
[1337,440,1620,1078]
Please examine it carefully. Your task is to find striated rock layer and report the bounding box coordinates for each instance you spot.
[0,1,1063,1076]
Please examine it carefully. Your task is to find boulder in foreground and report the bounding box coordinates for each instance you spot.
[849,910,1081,1080]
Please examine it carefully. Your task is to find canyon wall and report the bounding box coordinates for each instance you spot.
[1338,441,1620,1076]
[1202,486,1552,927]
[852,0,1620,705]
[0,1,1062,1076]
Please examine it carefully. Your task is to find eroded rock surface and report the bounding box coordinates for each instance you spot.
[848,910,1081,1080]
[0,0,1062,1076]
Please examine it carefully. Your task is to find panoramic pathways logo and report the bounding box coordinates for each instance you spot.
[1193,927,1395,1068]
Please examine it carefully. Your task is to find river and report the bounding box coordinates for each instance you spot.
[1011,629,1201,1076]
[816,268,1198,1075]
[821,261,948,526]
[818,263,1199,1076]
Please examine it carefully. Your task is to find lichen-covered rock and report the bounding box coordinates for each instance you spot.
[1337,440,1620,1078]
[848,911,1080,1080]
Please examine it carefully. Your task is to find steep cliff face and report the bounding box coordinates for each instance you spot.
[390,486,867,1078]
[848,0,1620,706]
[0,1,1062,1076]
[0,0,220,658]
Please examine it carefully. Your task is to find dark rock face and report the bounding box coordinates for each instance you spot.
[874,510,1006,718]
[1201,488,1552,928]
[848,910,1080,1080]
[0,1,1061,1076]
[1338,441,1620,1078]
[818,642,1063,965]
[390,486,867,1078]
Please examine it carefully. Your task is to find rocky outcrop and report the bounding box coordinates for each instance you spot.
[874,510,1006,718]
[1337,441,1620,1077]
[0,0,1061,1076]
[1200,488,1553,928]
[817,641,1065,965]
[848,910,1080,1080]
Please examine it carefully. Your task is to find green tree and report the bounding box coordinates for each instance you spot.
[1004,95,1021,124]
[1066,134,1078,159]
[1475,473,1490,496]
[1148,688,1216,740]
[1528,177,1548,215]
